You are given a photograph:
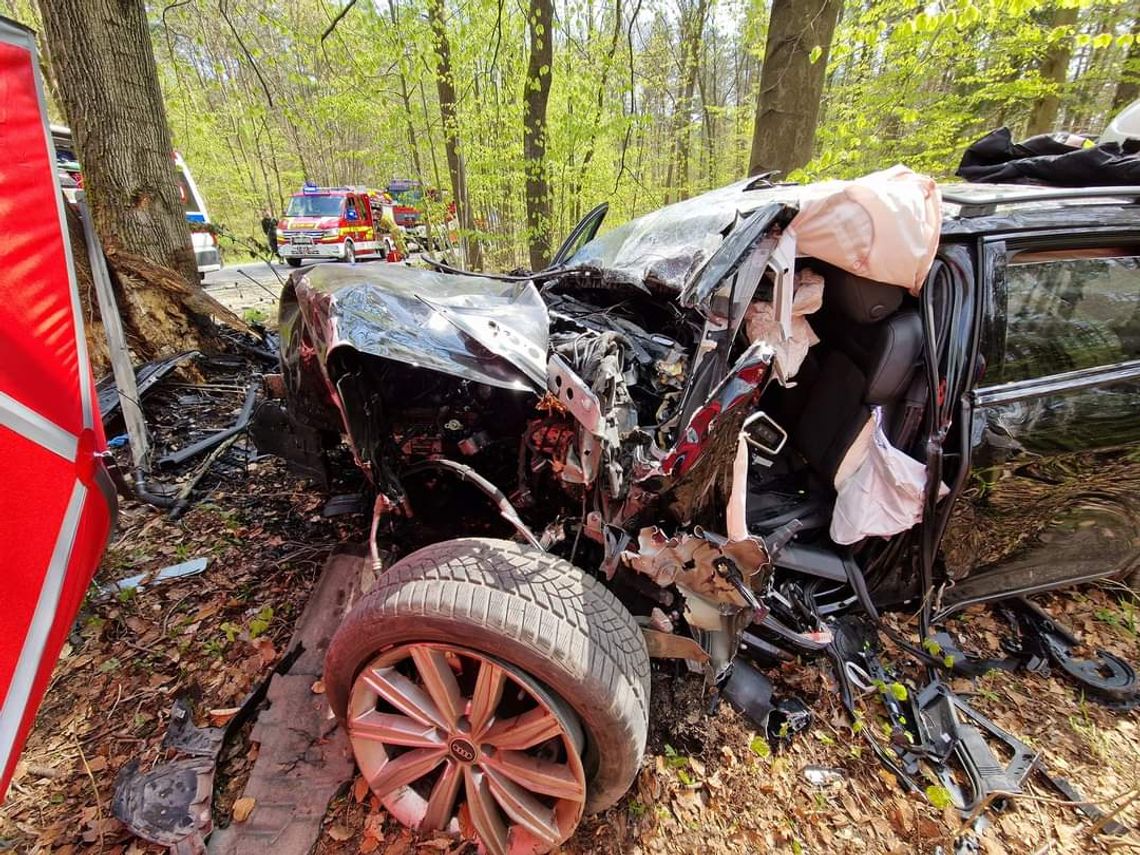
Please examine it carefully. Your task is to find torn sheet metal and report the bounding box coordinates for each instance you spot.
[286,263,549,393]
[417,285,550,389]
[563,179,795,293]
[678,203,790,307]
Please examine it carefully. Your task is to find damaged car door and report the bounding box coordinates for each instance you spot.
[940,235,1140,613]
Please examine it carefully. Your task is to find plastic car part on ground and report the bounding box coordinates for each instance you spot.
[814,603,1136,838]
[113,546,368,855]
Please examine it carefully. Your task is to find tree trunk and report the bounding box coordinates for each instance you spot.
[1025,6,1079,136]
[38,0,240,357]
[1113,16,1140,112]
[523,0,554,270]
[747,0,841,177]
[428,0,482,270]
[666,0,709,203]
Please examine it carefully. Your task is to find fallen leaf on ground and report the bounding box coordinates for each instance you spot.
[232,797,256,822]
[352,775,370,803]
[326,824,353,841]
[209,707,241,726]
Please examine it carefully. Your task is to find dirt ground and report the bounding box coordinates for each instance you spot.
[1,448,1138,854]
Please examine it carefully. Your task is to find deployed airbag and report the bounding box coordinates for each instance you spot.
[788,166,941,294]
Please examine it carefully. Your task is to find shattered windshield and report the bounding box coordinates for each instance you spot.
[562,179,800,292]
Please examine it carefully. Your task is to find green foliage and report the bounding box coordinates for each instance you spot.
[248,605,274,638]
[1,0,1135,265]
[749,734,772,757]
[925,784,954,809]
[798,0,1136,181]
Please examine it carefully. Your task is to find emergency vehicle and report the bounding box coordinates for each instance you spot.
[50,126,221,277]
[277,183,399,267]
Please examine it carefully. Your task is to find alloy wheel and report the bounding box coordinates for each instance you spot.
[346,643,587,855]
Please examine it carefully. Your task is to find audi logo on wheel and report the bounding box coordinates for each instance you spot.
[448,738,477,763]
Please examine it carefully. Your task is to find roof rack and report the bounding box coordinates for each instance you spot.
[942,185,1140,217]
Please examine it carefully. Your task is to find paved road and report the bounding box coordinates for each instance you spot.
[203,257,422,321]
[202,260,292,321]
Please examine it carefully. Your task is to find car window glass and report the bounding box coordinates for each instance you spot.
[999,251,1140,383]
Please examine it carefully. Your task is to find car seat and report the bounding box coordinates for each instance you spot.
[747,266,925,535]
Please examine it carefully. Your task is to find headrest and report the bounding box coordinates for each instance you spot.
[824,267,904,324]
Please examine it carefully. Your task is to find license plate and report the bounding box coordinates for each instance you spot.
[300,247,319,255]
[292,235,312,246]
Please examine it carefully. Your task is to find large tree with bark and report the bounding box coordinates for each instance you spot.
[522,0,553,270]
[1025,6,1079,136]
[748,0,842,178]
[38,0,241,369]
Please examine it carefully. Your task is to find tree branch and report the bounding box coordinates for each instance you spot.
[321,0,359,43]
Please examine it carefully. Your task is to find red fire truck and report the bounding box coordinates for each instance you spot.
[277,184,401,267]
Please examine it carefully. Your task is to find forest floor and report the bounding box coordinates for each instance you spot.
[2,455,1138,855]
[1,335,1138,855]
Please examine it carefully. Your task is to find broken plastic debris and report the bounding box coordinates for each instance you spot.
[98,557,208,597]
[802,765,845,786]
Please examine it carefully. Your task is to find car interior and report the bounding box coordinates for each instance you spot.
[745,262,927,536]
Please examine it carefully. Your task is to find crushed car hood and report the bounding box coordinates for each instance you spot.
[290,263,548,392]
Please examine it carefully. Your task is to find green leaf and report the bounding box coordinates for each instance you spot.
[749,735,771,758]
[1092,32,1113,50]
[808,45,823,65]
[925,784,953,810]
[889,682,909,702]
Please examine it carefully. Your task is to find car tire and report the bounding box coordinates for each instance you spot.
[286,257,302,268]
[324,538,650,828]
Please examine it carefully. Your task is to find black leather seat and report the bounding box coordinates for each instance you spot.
[748,267,924,533]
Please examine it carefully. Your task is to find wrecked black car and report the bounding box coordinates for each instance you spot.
[258,168,1140,854]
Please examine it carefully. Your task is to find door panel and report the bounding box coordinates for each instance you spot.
[940,242,1140,610]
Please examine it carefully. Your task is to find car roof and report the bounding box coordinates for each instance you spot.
[938,183,1140,238]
